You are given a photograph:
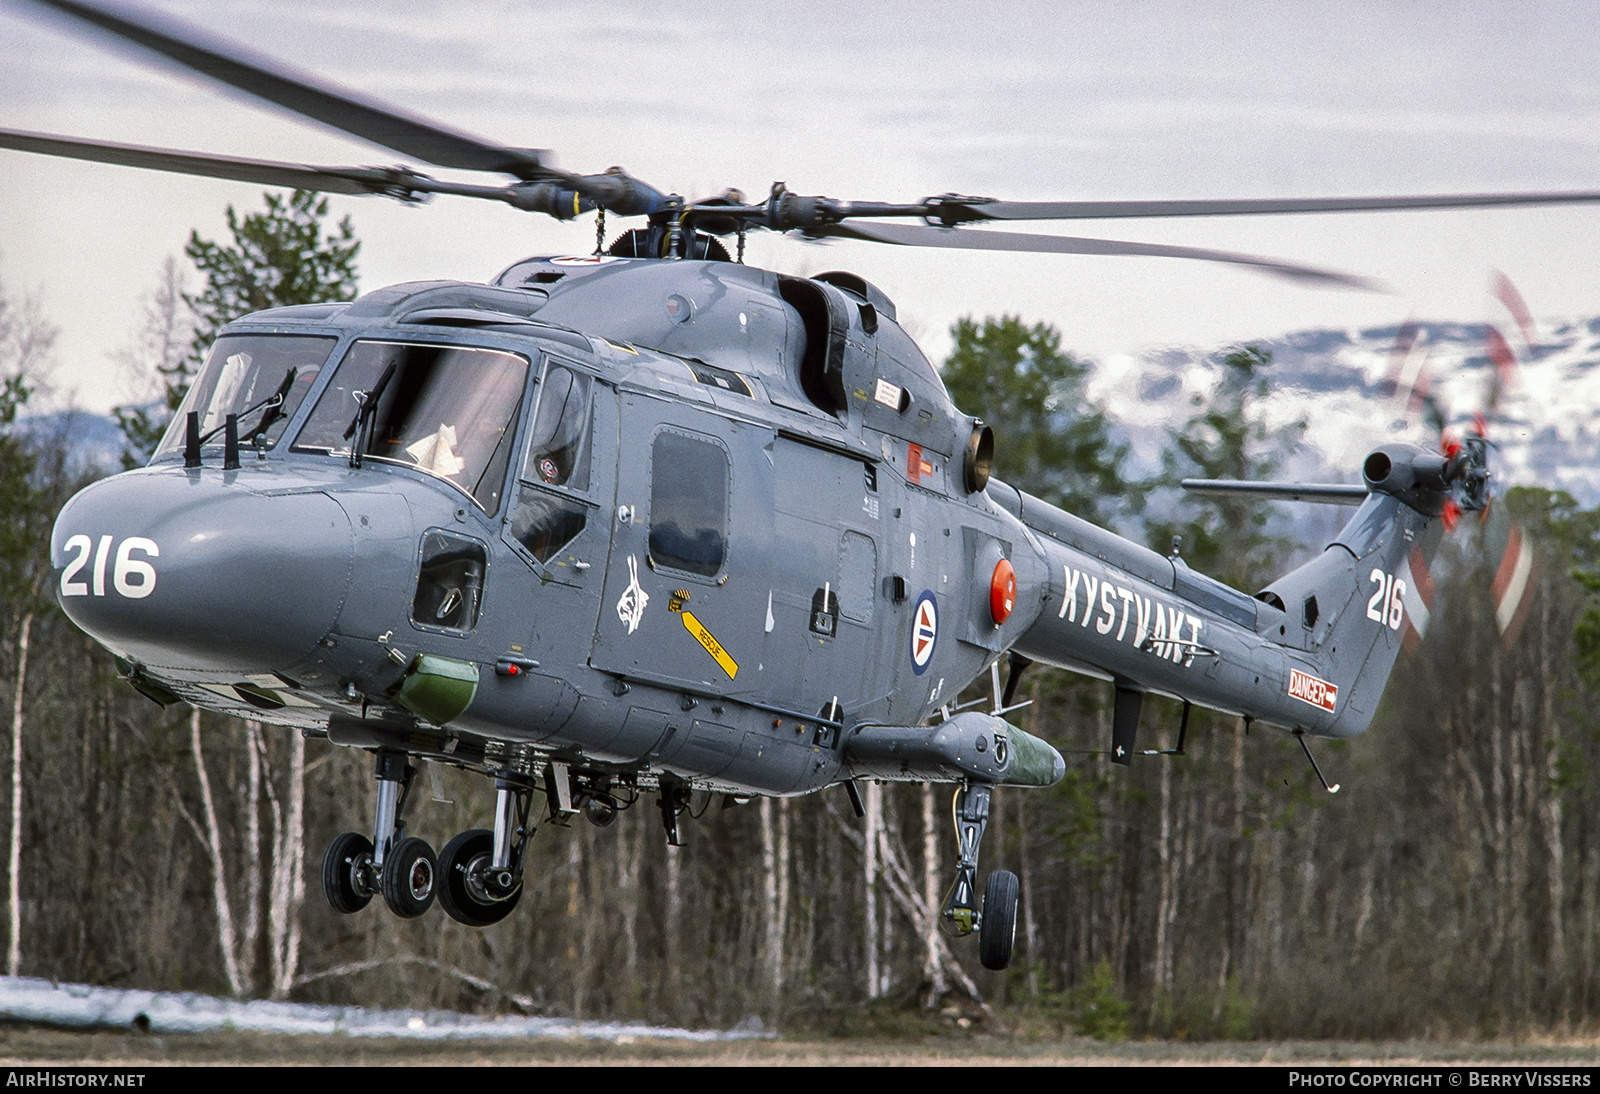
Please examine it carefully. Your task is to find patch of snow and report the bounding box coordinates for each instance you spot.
[0,976,769,1042]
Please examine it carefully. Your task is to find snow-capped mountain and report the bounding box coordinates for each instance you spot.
[1094,317,1600,507]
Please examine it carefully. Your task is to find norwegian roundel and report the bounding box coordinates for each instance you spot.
[910,591,938,675]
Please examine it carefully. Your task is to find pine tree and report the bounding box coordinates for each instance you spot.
[941,315,1130,525]
[1154,345,1301,585]
[114,190,359,463]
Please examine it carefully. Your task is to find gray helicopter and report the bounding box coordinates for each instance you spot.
[12,0,1589,972]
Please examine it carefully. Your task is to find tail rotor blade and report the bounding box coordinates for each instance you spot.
[1491,271,1538,350]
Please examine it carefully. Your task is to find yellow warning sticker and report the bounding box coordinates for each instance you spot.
[680,610,739,680]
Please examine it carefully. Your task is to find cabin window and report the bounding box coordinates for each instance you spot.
[155,333,335,458]
[412,531,486,633]
[294,340,528,514]
[649,431,729,578]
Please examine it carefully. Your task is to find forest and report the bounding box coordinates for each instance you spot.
[2,192,1597,1041]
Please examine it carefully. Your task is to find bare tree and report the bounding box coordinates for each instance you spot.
[0,273,57,978]
[111,256,192,467]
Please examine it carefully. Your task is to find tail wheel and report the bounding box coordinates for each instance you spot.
[978,869,1020,971]
[321,832,374,914]
[381,836,437,918]
[437,829,522,927]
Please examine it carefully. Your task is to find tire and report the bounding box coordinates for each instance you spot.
[321,832,374,914]
[437,829,522,927]
[381,835,438,918]
[979,869,1020,971]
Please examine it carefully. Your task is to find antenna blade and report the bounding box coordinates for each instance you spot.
[815,221,1387,292]
[1181,479,1370,505]
[0,126,398,195]
[24,0,554,180]
[948,191,1600,222]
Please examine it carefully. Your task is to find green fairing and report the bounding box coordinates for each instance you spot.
[393,654,480,726]
[1001,724,1064,787]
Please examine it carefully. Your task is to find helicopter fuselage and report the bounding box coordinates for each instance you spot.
[52,256,1424,797]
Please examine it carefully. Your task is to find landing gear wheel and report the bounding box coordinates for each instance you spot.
[437,829,522,927]
[381,836,437,918]
[321,832,374,914]
[979,869,1020,971]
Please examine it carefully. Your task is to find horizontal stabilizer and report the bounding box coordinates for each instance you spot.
[1181,479,1369,505]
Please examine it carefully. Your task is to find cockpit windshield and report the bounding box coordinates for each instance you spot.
[154,334,335,459]
[294,340,529,514]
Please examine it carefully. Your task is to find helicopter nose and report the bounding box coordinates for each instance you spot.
[52,470,354,674]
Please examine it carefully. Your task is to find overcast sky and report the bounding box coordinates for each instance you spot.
[4,0,1599,414]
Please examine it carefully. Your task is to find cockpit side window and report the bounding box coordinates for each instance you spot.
[522,363,592,491]
[154,333,335,459]
[294,340,529,515]
[508,362,596,565]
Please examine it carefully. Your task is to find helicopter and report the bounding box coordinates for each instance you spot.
[13,0,1600,973]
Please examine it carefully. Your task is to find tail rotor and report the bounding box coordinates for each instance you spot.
[1385,272,1536,645]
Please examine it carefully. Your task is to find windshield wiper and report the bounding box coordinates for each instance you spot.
[198,367,300,449]
[250,367,299,442]
[343,360,398,469]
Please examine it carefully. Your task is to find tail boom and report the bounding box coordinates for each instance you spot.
[996,487,1438,740]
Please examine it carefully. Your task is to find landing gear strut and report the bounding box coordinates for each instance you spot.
[321,749,438,919]
[438,774,532,926]
[939,781,1020,971]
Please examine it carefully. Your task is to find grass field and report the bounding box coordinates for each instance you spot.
[4,1026,1600,1066]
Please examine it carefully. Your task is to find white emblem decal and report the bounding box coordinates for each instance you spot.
[615,555,649,635]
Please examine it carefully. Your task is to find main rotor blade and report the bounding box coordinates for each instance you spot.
[942,191,1600,223]
[1181,479,1370,505]
[816,221,1388,292]
[0,126,397,195]
[23,0,555,180]
[0,125,608,216]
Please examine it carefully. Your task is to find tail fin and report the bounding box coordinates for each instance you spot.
[1187,439,1485,737]
[1257,492,1441,736]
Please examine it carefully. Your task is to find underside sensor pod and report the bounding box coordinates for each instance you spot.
[843,711,1064,786]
